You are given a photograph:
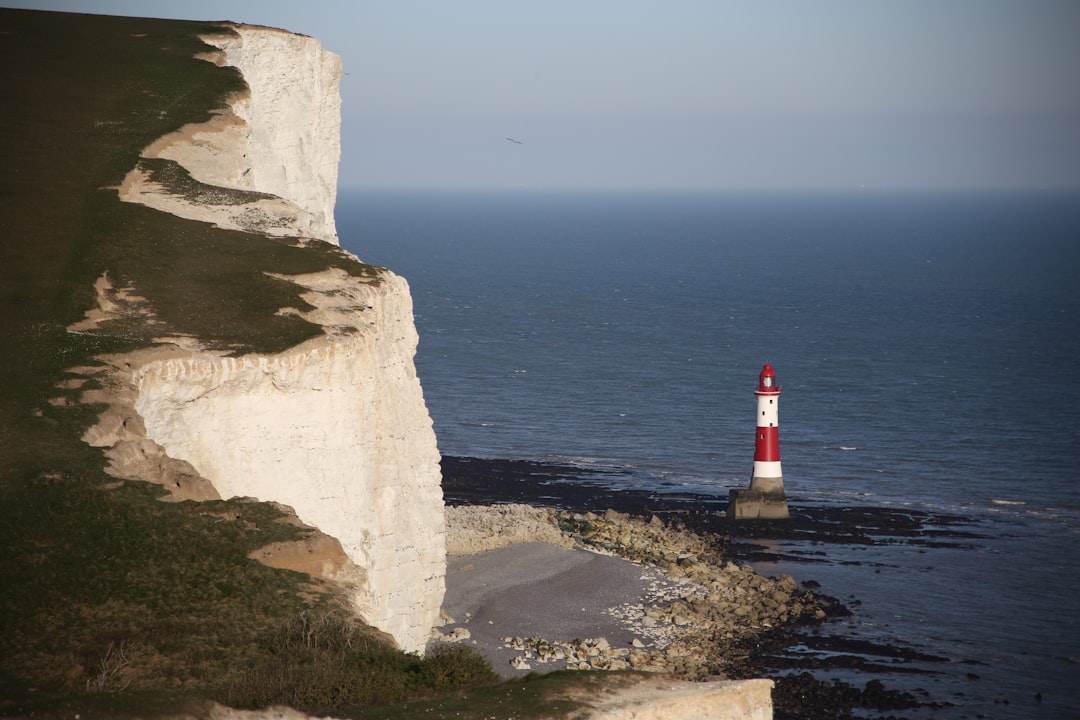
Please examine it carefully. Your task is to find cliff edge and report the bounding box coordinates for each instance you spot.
[81,23,445,654]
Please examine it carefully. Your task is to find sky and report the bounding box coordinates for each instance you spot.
[7,1,1080,191]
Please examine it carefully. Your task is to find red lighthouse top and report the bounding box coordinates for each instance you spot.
[756,363,781,395]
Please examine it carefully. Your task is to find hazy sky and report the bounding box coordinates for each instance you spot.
[8,1,1080,190]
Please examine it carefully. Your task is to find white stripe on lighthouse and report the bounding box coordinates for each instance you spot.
[756,396,778,427]
[753,460,783,478]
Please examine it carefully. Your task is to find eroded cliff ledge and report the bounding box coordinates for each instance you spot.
[120,25,340,244]
[80,23,445,654]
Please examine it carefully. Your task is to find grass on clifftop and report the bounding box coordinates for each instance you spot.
[0,9,510,717]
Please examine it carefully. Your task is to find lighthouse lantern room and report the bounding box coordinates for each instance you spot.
[728,362,790,520]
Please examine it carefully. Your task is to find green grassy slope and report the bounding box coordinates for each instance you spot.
[0,9,506,715]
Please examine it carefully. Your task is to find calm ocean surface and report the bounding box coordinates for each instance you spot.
[338,189,1080,718]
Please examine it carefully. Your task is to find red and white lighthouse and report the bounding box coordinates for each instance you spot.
[729,362,790,520]
[751,363,783,494]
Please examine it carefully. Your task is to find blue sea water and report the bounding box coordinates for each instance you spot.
[338,189,1080,718]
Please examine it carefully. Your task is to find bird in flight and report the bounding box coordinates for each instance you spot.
[506,137,523,144]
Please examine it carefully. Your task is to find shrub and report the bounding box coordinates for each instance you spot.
[217,611,498,713]
[418,643,500,692]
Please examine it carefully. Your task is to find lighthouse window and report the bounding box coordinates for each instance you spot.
[762,376,773,388]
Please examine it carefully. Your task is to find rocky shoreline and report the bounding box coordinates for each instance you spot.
[440,456,981,719]
[442,504,829,679]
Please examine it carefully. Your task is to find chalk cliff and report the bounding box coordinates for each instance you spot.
[120,25,341,244]
[87,24,445,654]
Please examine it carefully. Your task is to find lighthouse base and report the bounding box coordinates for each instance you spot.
[728,478,789,520]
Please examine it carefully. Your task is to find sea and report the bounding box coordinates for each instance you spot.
[338,188,1080,719]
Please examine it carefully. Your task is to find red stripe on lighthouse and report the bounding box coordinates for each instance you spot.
[755,425,780,462]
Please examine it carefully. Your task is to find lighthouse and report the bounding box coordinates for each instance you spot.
[728,362,790,520]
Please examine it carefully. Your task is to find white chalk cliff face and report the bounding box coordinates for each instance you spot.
[95,24,445,654]
[130,270,445,654]
[120,25,341,244]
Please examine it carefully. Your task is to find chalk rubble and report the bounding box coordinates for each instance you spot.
[444,505,824,679]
